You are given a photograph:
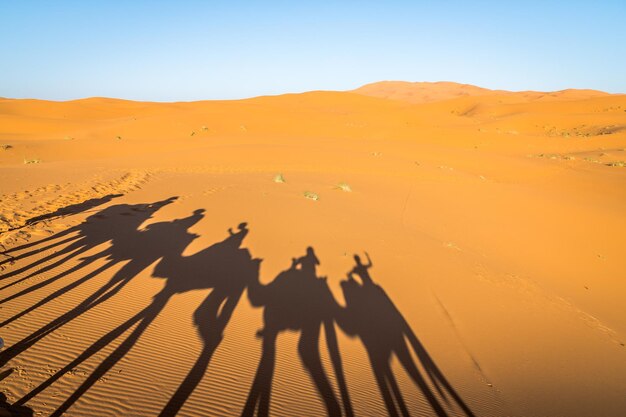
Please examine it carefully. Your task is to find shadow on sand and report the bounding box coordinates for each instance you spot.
[1,204,475,417]
[337,254,475,417]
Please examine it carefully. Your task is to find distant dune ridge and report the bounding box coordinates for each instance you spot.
[352,80,612,104]
[0,81,625,417]
[352,81,502,103]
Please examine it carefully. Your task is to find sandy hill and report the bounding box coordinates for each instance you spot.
[352,80,610,104]
[0,84,625,417]
[352,80,501,103]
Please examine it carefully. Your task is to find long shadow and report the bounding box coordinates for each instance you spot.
[0,193,122,266]
[15,220,258,417]
[337,254,475,417]
[0,198,181,366]
[5,214,478,417]
[23,194,124,228]
[0,197,175,290]
[243,247,353,417]
[158,223,261,416]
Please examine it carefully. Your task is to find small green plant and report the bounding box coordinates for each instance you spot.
[303,191,319,201]
[23,157,41,164]
[273,173,286,183]
[1,144,12,150]
[116,135,122,140]
[336,182,352,192]
[190,131,196,136]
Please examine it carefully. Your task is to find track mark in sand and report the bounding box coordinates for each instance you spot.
[1,171,152,232]
[473,264,626,349]
[0,170,153,248]
[432,293,496,391]
[175,186,229,203]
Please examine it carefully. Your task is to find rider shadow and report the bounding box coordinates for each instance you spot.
[158,223,261,417]
[337,254,475,417]
[0,197,177,302]
[243,247,352,417]
[14,220,259,417]
[0,198,182,366]
[0,193,124,271]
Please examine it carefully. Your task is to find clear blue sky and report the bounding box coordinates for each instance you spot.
[1,1,625,101]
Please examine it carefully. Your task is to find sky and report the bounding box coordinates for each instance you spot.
[1,1,625,101]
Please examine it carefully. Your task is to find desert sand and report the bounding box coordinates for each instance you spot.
[0,81,625,416]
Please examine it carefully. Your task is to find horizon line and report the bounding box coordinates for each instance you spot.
[1,80,623,104]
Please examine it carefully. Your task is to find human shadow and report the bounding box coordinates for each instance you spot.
[0,193,123,267]
[15,220,259,417]
[337,254,475,417]
[158,223,261,416]
[242,247,353,417]
[0,393,33,417]
[0,198,181,365]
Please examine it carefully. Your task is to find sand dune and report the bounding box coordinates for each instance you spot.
[1,83,625,416]
[352,80,610,104]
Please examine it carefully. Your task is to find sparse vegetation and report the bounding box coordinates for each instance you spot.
[537,153,565,160]
[606,161,626,167]
[1,144,12,150]
[116,135,122,140]
[273,173,286,183]
[336,182,352,192]
[303,191,319,201]
[542,124,623,138]
[23,158,41,164]
[190,131,196,136]
[201,125,209,132]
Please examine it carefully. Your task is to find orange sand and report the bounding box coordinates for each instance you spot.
[0,82,625,416]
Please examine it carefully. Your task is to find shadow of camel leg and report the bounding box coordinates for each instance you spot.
[324,321,354,417]
[15,303,150,406]
[385,365,410,417]
[395,340,448,417]
[0,233,79,266]
[0,243,85,282]
[371,356,400,417]
[298,324,341,417]
[159,291,243,417]
[0,269,126,368]
[242,329,277,417]
[0,259,115,328]
[48,293,169,417]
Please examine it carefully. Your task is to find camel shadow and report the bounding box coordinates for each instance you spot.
[12,218,260,417]
[0,193,124,269]
[0,197,181,365]
[337,254,475,417]
[3,210,477,417]
[157,222,261,416]
[242,247,353,417]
